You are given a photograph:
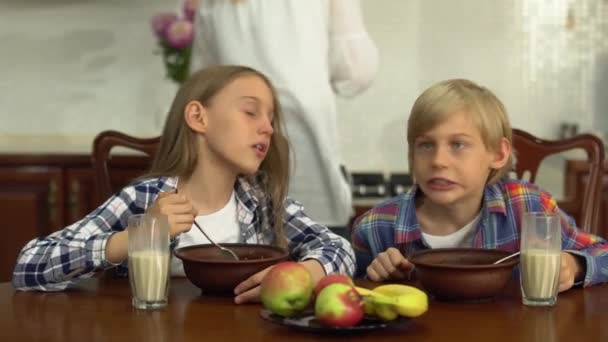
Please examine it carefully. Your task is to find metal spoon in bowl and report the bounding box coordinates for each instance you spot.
[173,188,239,261]
[493,251,520,265]
[192,220,240,261]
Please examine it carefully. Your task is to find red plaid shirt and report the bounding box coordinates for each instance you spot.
[352,178,608,286]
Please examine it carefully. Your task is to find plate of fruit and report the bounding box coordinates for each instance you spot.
[259,262,428,333]
[259,309,405,333]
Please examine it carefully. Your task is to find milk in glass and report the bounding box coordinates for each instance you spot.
[128,214,170,309]
[520,212,561,306]
[129,250,170,302]
[520,249,560,300]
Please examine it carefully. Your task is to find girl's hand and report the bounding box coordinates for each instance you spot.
[366,247,413,282]
[233,260,325,304]
[148,191,197,238]
[558,252,585,292]
[232,265,273,304]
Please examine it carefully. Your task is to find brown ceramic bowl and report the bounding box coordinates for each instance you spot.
[409,248,519,300]
[174,243,289,295]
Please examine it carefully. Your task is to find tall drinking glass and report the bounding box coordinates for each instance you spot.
[128,213,171,310]
[520,212,562,306]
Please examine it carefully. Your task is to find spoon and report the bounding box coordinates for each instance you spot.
[192,220,240,261]
[493,251,520,265]
[173,188,239,261]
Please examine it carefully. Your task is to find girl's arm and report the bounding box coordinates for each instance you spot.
[11,185,154,291]
[282,198,356,277]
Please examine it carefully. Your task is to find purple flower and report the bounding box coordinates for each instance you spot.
[151,12,179,39]
[183,0,199,21]
[166,19,194,49]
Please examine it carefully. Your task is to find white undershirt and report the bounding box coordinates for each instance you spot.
[170,191,240,276]
[421,213,481,249]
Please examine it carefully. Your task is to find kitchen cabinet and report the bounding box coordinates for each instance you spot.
[0,154,150,282]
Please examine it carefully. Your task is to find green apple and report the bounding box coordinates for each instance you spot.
[260,261,313,317]
[314,274,354,297]
[315,283,364,327]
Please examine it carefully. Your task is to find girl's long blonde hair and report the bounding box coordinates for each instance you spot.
[146,65,290,247]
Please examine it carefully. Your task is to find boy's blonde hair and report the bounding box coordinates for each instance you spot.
[147,65,290,247]
[407,79,513,184]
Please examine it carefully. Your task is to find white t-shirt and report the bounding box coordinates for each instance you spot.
[421,213,481,249]
[170,191,240,276]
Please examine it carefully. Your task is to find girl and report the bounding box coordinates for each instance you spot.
[13,65,356,304]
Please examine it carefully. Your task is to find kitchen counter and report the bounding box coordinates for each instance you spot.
[0,135,94,154]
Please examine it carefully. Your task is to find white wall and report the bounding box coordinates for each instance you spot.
[1,0,607,192]
[0,0,176,136]
[338,0,608,173]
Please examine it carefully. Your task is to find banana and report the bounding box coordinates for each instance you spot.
[372,284,426,297]
[354,284,428,319]
[354,286,374,297]
[373,302,399,321]
[390,293,428,317]
[361,296,376,316]
[355,287,398,320]
[372,284,429,318]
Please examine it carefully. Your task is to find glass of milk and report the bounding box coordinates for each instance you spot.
[520,212,562,306]
[128,213,171,310]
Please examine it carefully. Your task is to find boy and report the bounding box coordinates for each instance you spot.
[351,79,608,292]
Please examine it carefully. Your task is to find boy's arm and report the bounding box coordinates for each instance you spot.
[560,218,608,287]
[281,198,356,277]
[351,218,374,278]
[542,192,608,286]
[11,186,147,291]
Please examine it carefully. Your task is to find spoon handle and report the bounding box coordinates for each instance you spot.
[493,251,521,265]
[193,220,239,260]
[192,220,222,251]
[193,220,213,244]
[173,188,239,260]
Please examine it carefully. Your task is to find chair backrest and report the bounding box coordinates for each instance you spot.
[511,128,605,234]
[92,130,161,203]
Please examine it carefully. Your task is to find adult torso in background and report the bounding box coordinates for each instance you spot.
[192,0,378,227]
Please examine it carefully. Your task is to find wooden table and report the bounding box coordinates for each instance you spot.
[1,277,607,342]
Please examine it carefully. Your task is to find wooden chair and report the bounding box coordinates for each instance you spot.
[511,128,605,235]
[92,130,160,203]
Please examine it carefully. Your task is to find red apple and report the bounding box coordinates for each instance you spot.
[314,283,364,327]
[260,262,313,317]
[314,274,354,297]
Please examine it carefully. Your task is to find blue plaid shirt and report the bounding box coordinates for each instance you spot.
[13,176,355,291]
[352,178,608,286]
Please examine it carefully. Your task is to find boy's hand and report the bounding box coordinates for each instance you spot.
[148,191,197,238]
[367,247,413,282]
[558,252,585,292]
